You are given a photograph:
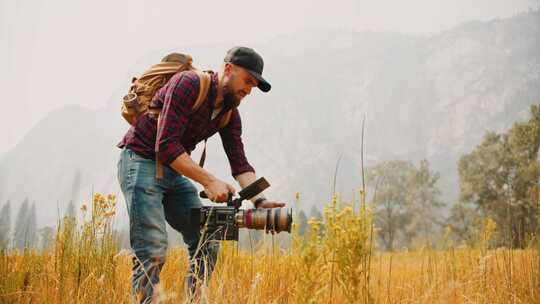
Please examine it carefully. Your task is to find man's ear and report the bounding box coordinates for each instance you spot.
[223,62,233,76]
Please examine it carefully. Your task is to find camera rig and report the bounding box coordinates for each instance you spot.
[190,177,292,241]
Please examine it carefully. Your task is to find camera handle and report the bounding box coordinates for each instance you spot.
[199,177,270,209]
[199,191,243,210]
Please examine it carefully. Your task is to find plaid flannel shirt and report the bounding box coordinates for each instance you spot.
[117,70,255,177]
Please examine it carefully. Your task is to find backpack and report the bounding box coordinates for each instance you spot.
[121,53,216,125]
[121,53,232,178]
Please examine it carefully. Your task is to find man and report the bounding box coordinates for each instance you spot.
[116,46,286,303]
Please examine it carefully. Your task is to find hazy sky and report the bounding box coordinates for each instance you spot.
[1,0,539,157]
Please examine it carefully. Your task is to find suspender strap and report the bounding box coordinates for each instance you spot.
[155,109,165,179]
[156,152,164,178]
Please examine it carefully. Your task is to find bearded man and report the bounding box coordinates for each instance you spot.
[117,47,285,303]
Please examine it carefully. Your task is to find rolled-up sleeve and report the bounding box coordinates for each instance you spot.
[219,109,255,177]
[155,72,199,165]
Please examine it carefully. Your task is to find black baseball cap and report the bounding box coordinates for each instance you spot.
[224,46,271,92]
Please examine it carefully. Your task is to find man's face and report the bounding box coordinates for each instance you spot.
[223,64,259,108]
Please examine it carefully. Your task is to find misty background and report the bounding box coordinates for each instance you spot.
[1,0,540,233]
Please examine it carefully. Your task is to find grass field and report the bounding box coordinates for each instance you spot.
[1,193,539,303]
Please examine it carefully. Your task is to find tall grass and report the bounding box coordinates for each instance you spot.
[1,192,539,303]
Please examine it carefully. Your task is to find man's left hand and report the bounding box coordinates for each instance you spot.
[257,200,286,209]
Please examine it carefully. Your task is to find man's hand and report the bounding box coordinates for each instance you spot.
[169,153,235,203]
[257,199,286,209]
[203,179,236,202]
[257,199,287,235]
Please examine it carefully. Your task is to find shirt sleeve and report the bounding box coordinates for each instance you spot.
[155,72,199,165]
[219,109,256,177]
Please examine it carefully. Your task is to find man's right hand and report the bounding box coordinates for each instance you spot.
[203,179,236,202]
[168,153,236,202]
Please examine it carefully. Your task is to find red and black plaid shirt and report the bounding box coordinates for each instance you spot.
[117,70,255,177]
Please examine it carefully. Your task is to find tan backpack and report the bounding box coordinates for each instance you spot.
[122,53,218,125]
[121,53,232,178]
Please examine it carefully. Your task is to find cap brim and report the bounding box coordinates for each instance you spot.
[246,69,271,92]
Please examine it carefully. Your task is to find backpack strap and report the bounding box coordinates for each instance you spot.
[192,71,211,111]
[194,71,212,169]
[155,71,212,179]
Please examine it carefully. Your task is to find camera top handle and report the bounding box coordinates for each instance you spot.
[199,177,271,209]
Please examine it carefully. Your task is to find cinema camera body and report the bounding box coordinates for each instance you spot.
[191,177,292,241]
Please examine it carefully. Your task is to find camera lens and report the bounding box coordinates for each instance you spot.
[235,208,292,233]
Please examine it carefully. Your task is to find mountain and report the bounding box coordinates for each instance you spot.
[1,10,539,227]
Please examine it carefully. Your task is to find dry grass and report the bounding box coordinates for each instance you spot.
[1,193,539,303]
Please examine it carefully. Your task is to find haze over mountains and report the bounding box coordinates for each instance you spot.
[1,10,539,227]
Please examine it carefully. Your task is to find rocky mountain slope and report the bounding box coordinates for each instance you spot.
[1,10,539,226]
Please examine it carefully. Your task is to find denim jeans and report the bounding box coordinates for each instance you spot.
[117,148,219,303]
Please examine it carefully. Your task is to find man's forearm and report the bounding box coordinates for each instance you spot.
[168,152,217,187]
[235,171,266,204]
[234,171,257,188]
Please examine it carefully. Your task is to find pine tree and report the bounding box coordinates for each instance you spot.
[66,200,76,219]
[0,200,11,249]
[308,205,325,237]
[13,198,29,249]
[296,209,308,236]
[38,226,54,251]
[26,203,37,248]
[309,205,323,221]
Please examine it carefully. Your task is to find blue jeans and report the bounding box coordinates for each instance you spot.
[117,148,219,303]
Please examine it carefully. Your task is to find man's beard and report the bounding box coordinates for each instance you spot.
[222,92,241,110]
[222,75,242,109]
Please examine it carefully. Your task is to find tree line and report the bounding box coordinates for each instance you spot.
[450,104,540,248]
[0,198,39,250]
[3,104,540,251]
[295,103,540,250]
